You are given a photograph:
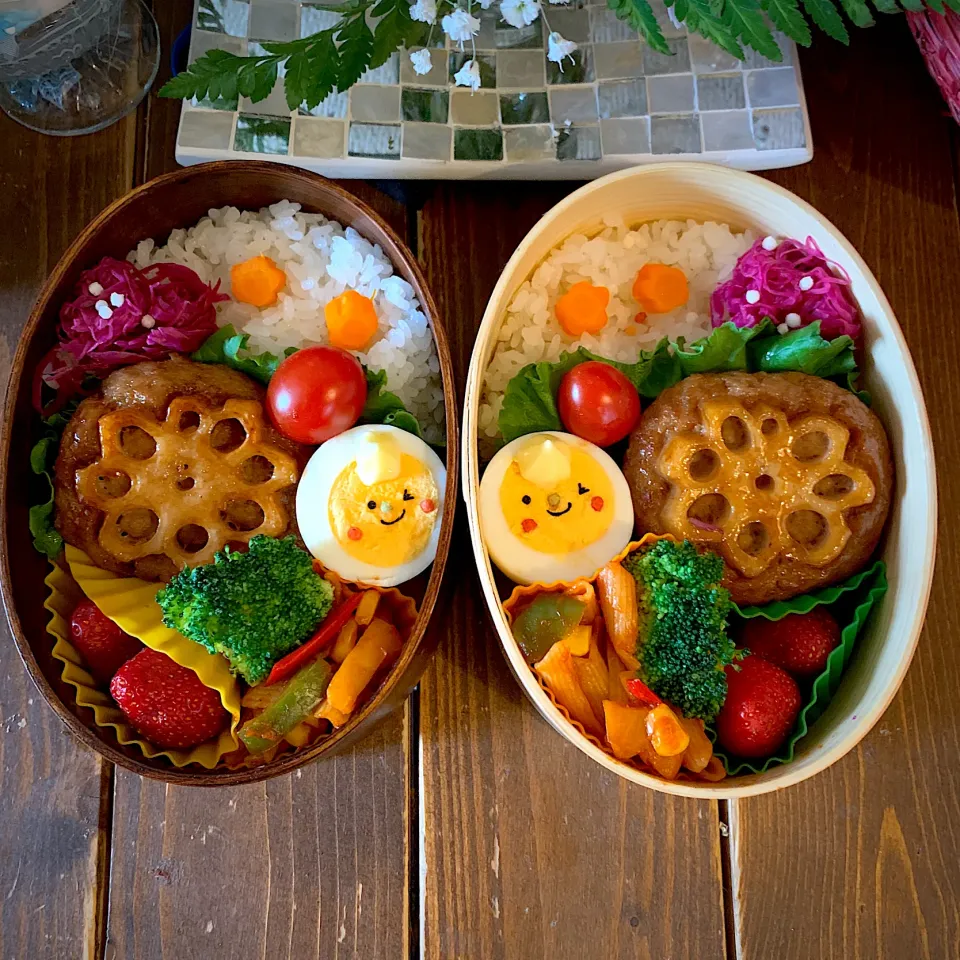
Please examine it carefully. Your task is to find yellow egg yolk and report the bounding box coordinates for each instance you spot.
[499,446,614,555]
[329,452,439,567]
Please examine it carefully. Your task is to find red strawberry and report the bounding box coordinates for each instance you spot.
[70,599,143,684]
[716,655,802,758]
[740,607,840,679]
[110,649,229,749]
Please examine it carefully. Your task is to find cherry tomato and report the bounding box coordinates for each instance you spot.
[267,345,367,444]
[557,361,641,447]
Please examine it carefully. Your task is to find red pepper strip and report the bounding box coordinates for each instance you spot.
[624,678,663,708]
[264,591,363,685]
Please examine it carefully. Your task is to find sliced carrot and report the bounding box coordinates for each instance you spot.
[231,255,287,307]
[325,290,379,350]
[632,263,688,314]
[554,281,610,336]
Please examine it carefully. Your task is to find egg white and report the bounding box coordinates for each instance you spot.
[296,424,446,587]
[479,431,634,585]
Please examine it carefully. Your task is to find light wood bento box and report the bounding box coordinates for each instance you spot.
[462,162,937,799]
[0,161,458,786]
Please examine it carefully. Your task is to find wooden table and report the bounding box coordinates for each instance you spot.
[2,8,958,958]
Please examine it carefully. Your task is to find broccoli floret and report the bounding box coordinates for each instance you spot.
[623,539,736,723]
[157,535,333,685]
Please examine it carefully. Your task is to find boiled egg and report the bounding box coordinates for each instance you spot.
[297,424,446,587]
[479,431,633,584]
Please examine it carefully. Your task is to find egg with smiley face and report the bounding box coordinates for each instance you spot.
[479,431,633,584]
[296,424,446,587]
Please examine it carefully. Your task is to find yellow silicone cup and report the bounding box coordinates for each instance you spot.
[43,545,242,768]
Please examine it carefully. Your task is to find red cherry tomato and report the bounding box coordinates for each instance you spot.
[557,361,641,447]
[267,345,367,444]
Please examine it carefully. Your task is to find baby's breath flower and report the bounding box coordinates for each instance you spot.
[409,0,437,21]
[500,0,539,27]
[453,58,482,90]
[547,30,577,67]
[409,48,433,74]
[441,7,481,44]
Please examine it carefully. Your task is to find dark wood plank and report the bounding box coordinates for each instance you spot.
[734,20,960,960]
[108,46,415,955]
[0,111,137,960]
[417,184,729,960]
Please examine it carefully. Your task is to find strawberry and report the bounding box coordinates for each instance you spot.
[110,649,229,749]
[70,599,143,685]
[740,607,840,679]
[715,656,801,758]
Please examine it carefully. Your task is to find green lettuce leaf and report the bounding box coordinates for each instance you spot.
[191,326,427,439]
[28,399,81,559]
[499,341,679,443]
[191,324,295,385]
[360,366,424,439]
[497,320,862,442]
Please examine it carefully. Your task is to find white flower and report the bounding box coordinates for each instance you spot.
[477,0,495,8]
[409,0,437,22]
[441,7,480,43]
[453,58,482,91]
[409,48,433,75]
[547,30,577,66]
[499,0,539,28]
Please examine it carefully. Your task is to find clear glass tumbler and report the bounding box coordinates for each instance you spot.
[0,0,159,135]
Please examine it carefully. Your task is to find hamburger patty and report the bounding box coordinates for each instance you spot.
[54,357,307,582]
[623,371,893,605]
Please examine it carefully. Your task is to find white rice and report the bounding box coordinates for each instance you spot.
[478,216,754,440]
[129,200,444,443]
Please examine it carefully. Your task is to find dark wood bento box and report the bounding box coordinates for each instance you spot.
[0,161,458,785]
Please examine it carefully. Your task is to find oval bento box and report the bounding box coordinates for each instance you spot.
[0,161,458,786]
[462,162,937,799]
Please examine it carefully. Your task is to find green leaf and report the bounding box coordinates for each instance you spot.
[801,0,849,41]
[746,320,857,378]
[759,0,812,44]
[29,495,63,560]
[335,13,375,89]
[361,366,425,439]
[869,0,900,10]
[721,0,782,60]
[606,0,671,54]
[679,0,747,57]
[30,436,56,474]
[496,321,862,444]
[941,0,960,13]
[498,342,681,443]
[304,33,341,109]
[837,0,874,25]
[191,325,292,384]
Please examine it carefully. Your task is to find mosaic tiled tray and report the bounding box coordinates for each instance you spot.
[175,0,812,178]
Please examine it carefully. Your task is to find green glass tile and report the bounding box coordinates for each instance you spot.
[401,87,449,123]
[180,109,236,150]
[546,47,594,85]
[299,90,348,119]
[350,84,401,122]
[454,127,503,160]
[499,91,549,125]
[556,124,601,160]
[348,122,402,157]
[449,52,496,88]
[293,117,346,158]
[300,3,340,37]
[234,116,291,154]
[504,123,556,161]
[496,19,542,49]
[196,0,248,37]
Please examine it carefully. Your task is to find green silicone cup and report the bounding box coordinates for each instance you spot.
[708,560,888,776]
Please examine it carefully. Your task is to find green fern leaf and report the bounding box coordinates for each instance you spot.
[869,0,899,12]
[897,0,923,9]
[678,0,746,57]
[759,0,811,45]
[942,0,960,13]
[838,0,874,25]
[303,33,341,108]
[606,0,671,54]
[801,0,849,42]
[924,0,945,12]
[721,0,781,60]
[336,14,375,89]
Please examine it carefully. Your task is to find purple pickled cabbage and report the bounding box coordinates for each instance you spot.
[710,237,861,340]
[35,257,228,411]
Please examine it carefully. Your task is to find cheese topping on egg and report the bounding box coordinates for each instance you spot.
[297,425,446,587]
[479,431,633,585]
